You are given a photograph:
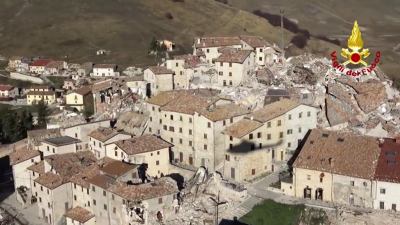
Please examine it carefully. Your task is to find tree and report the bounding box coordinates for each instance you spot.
[36,100,49,129]
[2,112,17,143]
[149,37,159,53]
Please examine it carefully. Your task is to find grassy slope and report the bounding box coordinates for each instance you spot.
[0,0,339,68]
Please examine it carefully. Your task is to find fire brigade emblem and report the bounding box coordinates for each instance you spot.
[341,21,370,66]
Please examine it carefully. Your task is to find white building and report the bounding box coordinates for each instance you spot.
[193,36,242,64]
[143,66,174,96]
[88,127,132,159]
[0,84,18,99]
[373,138,400,211]
[91,64,119,77]
[215,49,255,87]
[165,54,201,89]
[39,136,83,157]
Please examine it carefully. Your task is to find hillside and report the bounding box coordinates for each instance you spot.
[229,0,400,79]
[0,0,337,67]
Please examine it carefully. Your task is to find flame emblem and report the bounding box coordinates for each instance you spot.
[341,21,370,66]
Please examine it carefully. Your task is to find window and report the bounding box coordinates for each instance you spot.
[179,127,182,133]
[350,181,354,186]
[189,129,192,135]
[179,138,183,144]
[103,190,106,196]
[287,129,292,135]
[380,201,385,209]
[149,117,152,122]
[74,195,77,201]
[257,132,262,138]
[170,115,174,120]
[307,175,311,180]
[226,155,230,161]
[169,126,175,132]
[259,57,262,61]
[114,151,117,157]
[363,181,367,187]
[249,133,253,140]
[152,106,155,111]
[288,114,292,120]
[158,197,163,204]
[392,204,397,211]
[229,81,233,86]
[189,118,192,123]
[229,144,233,149]
[223,120,226,126]
[93,200,96,205]
[156,160,159,165]
[189,141,192,146]
[298,127,302,133]
[206,49,210,53]
[207,122,211,128]
[229,72,232,76]
[92,186,95,192]
[179,116,183,121]
[88,201,90,207]
[104,204,107,210]
[320,177,323,183]
[176,62,179,67]
[159,119,162,124]
[48,202,51,208]
[113,207,116,214]
[229,62,232,67]
[267,134,271,140]
[279,132,283,138]
[204,133,207,139]
[47,189,49,194]
[163,125,167,130]
[230,136,233,141]
[267,122,271,128]
[41,186,43,191]
[39,197,42,202]
[277,120,281,126]
[230,118,233,123]
[220,62,223,66]
[170,138,173,143]
[252,169,256,175]
[380,188,386,194]
[307,111,311,117]
[299,112,302,118]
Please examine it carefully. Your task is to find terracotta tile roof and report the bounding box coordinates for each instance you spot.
[215,49,252,64]
[115,135,172,155]
[35,172,63,189]
[108,177,178,201]
[293,129,381,179]
[65,206,94,223]
[251,99,301,123]
[0,84,15,91]
[43,136,81,146]
[73,86,92,96]
[223,118,263,138]
[374,138,400,183]
[88,127,127,142]
[173,54,201,68]
[26,90,55,96]
[93,64,117,69]
[9,147,40,165]
[87,174,116,189]
[34,152,97,189]
[161,92,216,115]
[147,66,174,75]
[194,36,242,48]
[30,59,52,67]
[147,89,220,107]
[100,160,137,178]
[69,164,100,188]
[239,35,270,48]
[198,104,250,122]
[27,161,45,174]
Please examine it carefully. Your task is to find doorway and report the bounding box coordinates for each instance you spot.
[304,187,312,199]
[315,188,323,200]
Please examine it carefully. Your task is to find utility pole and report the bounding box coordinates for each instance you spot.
[280,8,285,58]
[210,191,227,225]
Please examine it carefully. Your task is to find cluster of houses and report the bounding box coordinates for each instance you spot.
[6,34,400,225]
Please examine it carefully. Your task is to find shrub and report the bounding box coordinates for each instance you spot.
[165,12,174,20]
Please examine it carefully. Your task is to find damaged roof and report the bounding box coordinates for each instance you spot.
[374,138,400,183]
[9,147,40,165]
[88,127,130,142]
[215,49,252,64]
[293,129,381,179]
[108,177,178,201]
[198,104,250,122]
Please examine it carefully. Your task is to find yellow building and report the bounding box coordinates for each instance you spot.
[26,86,56,105]
[65,86,94,112]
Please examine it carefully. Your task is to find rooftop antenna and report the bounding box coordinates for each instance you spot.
[280,8,285,58]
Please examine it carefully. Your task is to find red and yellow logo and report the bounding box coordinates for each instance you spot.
[330,21,381,77]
